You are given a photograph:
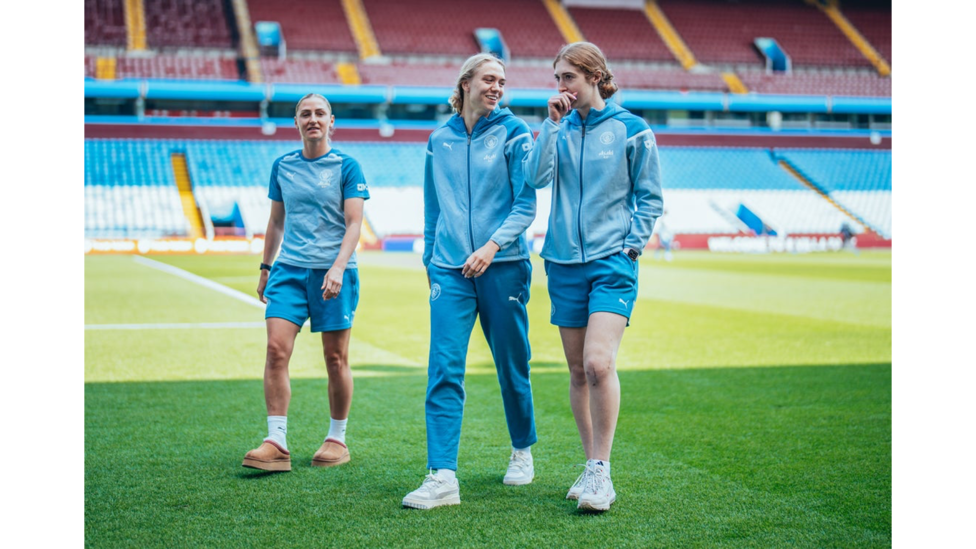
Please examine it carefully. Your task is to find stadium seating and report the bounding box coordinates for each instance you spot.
[776,150,892,193]
[737,70,891,96]
[85,56,98,78]
[143,0,235,49]
[775,149,892,237]
[245,0,357,53]
[357,61,460,87]
[260,58,341,84]
[84,54,241,80]
[840,0,892,64]
[85,140,191,238]
[85,139,891,240]
[85,0,128,47]
[567,6,675,63]
[83,2,893,246]
[355,62,729,93]
[658,0,873,69]
[362,0,563,58]
[181,140,428,236]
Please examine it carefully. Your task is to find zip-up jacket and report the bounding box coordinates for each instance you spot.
[423,107,536,269]
[523,101,664,264]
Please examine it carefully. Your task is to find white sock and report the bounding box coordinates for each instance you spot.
[514,446,532,455]
[266,416,287,450]
[326,417,347,444]
[593,459,611,476]
[436,469,457,481]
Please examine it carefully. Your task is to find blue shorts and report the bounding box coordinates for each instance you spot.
[544,251,639,328]
[264,262,359,332]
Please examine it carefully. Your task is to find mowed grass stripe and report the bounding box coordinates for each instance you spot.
[85,364,890,547]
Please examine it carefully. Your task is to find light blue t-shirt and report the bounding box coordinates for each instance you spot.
[269,148,369,269]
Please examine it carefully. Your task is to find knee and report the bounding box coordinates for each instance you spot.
[265,339,292,369]
[324,350,349,376]
[568,362,588,389]
[583,354,614,385]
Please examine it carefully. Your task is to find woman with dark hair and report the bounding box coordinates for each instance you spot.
[242,93,369,472]
[524,42,664,511]
[402,54,538,510]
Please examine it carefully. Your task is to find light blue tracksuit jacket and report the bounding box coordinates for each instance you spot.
[423,108,536,268]
[422,107,538,470]
[523,102,664,263]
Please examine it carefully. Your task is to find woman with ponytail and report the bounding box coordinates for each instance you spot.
[523,42,664,512]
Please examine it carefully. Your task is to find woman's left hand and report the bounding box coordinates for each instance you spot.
[321,268,344,300]
[462,241,500,278]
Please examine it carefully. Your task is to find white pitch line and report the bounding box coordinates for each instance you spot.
[134,255,265,308]
[86,322,267,330]
[130,255,420,366]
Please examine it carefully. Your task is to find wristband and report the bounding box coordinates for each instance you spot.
[260,263,272,271]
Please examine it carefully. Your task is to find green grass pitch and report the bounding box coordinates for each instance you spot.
[85,250,891,547]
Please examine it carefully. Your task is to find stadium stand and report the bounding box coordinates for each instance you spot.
[567,6,674,63]
[83,0,891,98]
[358,61,461,87]
[245,0,357,53]
[657,0,873,69]
[84,54,241,80]
[85,55,98,78]
[737,70,891,96]
[260,58,342,84]
[775,149,892,237]
[85,140,191,238]
[143,0,235,49]
[838,0,892,64]
[84,2,892,248]
[85,138,891,241]
[85,0,128,47]
[362,0,564,58]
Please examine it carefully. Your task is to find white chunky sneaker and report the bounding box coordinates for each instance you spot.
[566,467,588,500]
[503,450,534,486]
[402,473,461,510]
[577,462,615,511]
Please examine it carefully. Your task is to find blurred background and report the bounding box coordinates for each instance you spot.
[83,0,892,256]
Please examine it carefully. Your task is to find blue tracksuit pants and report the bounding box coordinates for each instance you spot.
[425,259,537,471]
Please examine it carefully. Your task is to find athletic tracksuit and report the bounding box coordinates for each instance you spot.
[523,102,664,325]
[423,107,537,471]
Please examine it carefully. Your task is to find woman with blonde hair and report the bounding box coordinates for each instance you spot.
[402,53,538,510]
[524,42,664,511]
[242,93,369,472]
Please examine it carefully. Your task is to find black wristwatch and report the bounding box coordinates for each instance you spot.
[260,263,273,271]
[625,248,639,261]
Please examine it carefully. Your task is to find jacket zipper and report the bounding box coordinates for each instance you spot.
[577,124,587,263]
[467,133,475,253]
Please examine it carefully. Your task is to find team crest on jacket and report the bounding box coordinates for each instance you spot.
[600,131,615,145]
[484,135,499,149]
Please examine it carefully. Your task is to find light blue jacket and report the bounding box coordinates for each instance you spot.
[523,102,664,264]
[423,108,536,269]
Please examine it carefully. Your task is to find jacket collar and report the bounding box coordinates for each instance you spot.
[446,107,512,136]
[566,101,621,128]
